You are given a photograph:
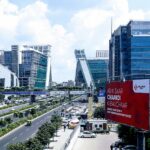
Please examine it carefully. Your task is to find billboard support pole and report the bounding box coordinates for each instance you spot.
[137,131,145,150]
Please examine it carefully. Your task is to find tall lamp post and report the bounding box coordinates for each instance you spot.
[87,82,94,119]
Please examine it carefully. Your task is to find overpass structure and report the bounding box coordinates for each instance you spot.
[0,90,86,96]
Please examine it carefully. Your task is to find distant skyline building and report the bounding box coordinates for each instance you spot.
[96,50,109,58]
[75,49,108,89]
[109,20,150,81]
[0,50,4,64]
[75,49,86,59]
[0,44,52,89]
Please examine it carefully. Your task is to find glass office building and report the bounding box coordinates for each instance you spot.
[87,59,108,89]
[19,50,47,89]
[109,21,150,81]
[0,45,51,89]
[4,51,12,71]
[75,50,108,90]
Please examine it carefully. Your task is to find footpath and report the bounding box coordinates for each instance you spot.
[45,126,80,150]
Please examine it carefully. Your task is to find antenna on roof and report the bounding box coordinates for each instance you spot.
[111,17,113,36]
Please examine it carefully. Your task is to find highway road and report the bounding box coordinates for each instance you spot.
[0,105,64,150]
[0,103,29,115]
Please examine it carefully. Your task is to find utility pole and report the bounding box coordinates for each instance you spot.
[88,82,94,119]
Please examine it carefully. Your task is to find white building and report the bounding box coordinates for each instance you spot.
[0,64,19,88]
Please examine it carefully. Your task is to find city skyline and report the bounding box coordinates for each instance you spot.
[0,0,150,82]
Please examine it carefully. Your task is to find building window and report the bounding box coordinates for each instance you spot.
[0,78,5,88]
[99,125,102,128]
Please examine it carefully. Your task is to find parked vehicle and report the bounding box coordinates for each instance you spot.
[122,145,137,150]
[80,131,96,138]
[68,118,79,129]
[84,119,109,134]
[110,140,126,149]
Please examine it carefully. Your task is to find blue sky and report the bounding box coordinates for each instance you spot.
[0,0,150,82]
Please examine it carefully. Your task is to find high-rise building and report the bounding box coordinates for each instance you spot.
[75,49,86,59]
[0,50,4,64]
[0,44,52,89]
[109,20,150,81]
[19,49,47,89]
[96,50,109,58]
[75,50,108,89]
[22,45,51,89]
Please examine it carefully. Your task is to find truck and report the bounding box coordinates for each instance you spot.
[81,119,109,134]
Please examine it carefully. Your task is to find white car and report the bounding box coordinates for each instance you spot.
[80,131,96,138]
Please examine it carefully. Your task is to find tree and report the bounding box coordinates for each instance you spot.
[51,115,62,136]
[0,119,6,127]
[25,137,43,150]
[24,110,30,117]
[30,108,36,115]
[13,111,19,118]
[117,124,137,145]
[36,122,52,146]
[7,96,12,100]
[0,94,4,102]
[7,143,26,150]
[4,117,12,124]
[93,106,105,119]
[19,112,24,118]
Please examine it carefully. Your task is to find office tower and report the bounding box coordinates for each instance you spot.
[109,21,150,81]
[1,44,51,89]
[19,49,47,89]
[75,50,108,89]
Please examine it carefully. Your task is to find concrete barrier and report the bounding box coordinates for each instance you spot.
[66,125,80,150]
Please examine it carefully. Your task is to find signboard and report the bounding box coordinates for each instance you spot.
[98,89,105,97]
[106,79,150,130]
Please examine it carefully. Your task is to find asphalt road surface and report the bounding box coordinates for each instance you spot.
[0,103,29,115]
[0,105,63,150]
[73,132,119,150]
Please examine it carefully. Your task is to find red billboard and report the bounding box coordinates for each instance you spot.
[106,79,150,130]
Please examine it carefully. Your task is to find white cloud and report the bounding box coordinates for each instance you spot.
[0,0,150,82]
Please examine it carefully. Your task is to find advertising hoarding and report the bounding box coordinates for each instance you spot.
[106,79,150,130]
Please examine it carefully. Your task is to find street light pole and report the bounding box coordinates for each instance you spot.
[88,82,93,119]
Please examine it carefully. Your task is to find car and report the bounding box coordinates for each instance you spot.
[26,120,32,126]
[122,145,137,150]
[110,140,126,149]
[80,131,96,138]
[11,108,15,111]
